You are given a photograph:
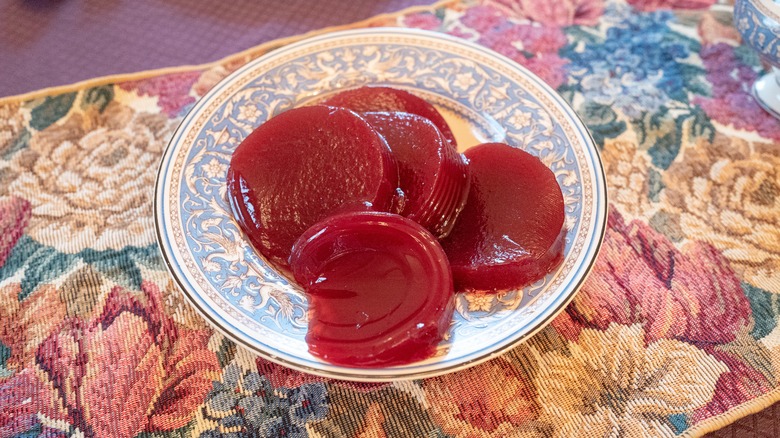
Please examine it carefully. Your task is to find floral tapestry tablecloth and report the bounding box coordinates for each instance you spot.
[1,0,779,436]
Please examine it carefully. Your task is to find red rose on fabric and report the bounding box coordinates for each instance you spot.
[627,0,717,12]
[483,0,605,26]
[119,71,201,117]
[0,196,30,268]
[567,210,751,345]
[2,281,220,437]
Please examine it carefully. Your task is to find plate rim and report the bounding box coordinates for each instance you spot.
[153,26,609,381]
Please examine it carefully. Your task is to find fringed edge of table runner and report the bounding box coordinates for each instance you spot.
[684,386,780,437]
[2,1,776,435]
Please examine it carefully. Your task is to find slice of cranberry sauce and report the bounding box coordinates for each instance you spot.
[227,105,399,271]
[440,143,566,292]
[362,111,469,239]
[323,86,458,148]
[289,211,455,367]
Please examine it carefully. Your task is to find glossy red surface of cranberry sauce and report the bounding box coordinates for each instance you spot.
[323,86,458,148]
[227,105,398,271]
[290,211,455,367]
[440,143,566,292]
[362,111,469,238]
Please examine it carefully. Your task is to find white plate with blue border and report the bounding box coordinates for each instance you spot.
[154,27,608,381]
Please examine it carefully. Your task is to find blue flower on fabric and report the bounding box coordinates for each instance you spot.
[564,4,693,117]
[202,364,329,437]
[288,382,329,425]
[579,65,668,118]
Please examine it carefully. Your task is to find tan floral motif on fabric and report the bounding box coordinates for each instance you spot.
[0,102,25,156]
[7,101,175,253]
[663,134,780,293]
[534,324,727,437]
[601,139,654,219]
[0,103,26,194]
[424,359,542,437]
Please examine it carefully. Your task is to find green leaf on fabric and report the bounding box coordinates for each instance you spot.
[664,29,701,53]
[20,243,79,301]
[564,26,600,45]
[2,128,30,160]
[127,244,166,270]
[649,105,669,130]
[580,102,626,147]
[0,340,10,368]
[29,92,77,131]
[0,240,164,301]
[677,64,707,89]
[10,423,42,438]
[81,85,115,113]
[646,108,710,169]
[434,8,446,21]
[688,105,715,142]
[734,44,762,67]
[0,236,78,301]
[648,168,664,202]
[686,76,711,98]
[0,236,38,282]
[744,282,780,340]
[216,337,237,369]
[555,84,578,104]
[649,210,684,242]
[668,414,688,434]
[648,131,680,169]
[667,84,688,102]
[370,387,440,437]
[80,247,145,290]
[312,384,441,437]
[582,101,617,125]
[589,121,627,148]
[310,385,371,437]
[135,421,194,438]
[678,63,706,80]
[632,117,648,146]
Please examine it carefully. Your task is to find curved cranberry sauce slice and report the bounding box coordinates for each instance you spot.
[440,143,566,292]
[227,105,398,271]
[290,211,455,368]
[323,86,457,148]
[363,111,469,238]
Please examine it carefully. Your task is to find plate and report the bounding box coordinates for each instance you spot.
[155,28,607,381]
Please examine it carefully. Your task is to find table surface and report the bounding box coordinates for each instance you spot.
[0,0,434,98]
[1,1,779,437]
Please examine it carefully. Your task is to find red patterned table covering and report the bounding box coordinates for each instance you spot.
[1,0,779,436]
